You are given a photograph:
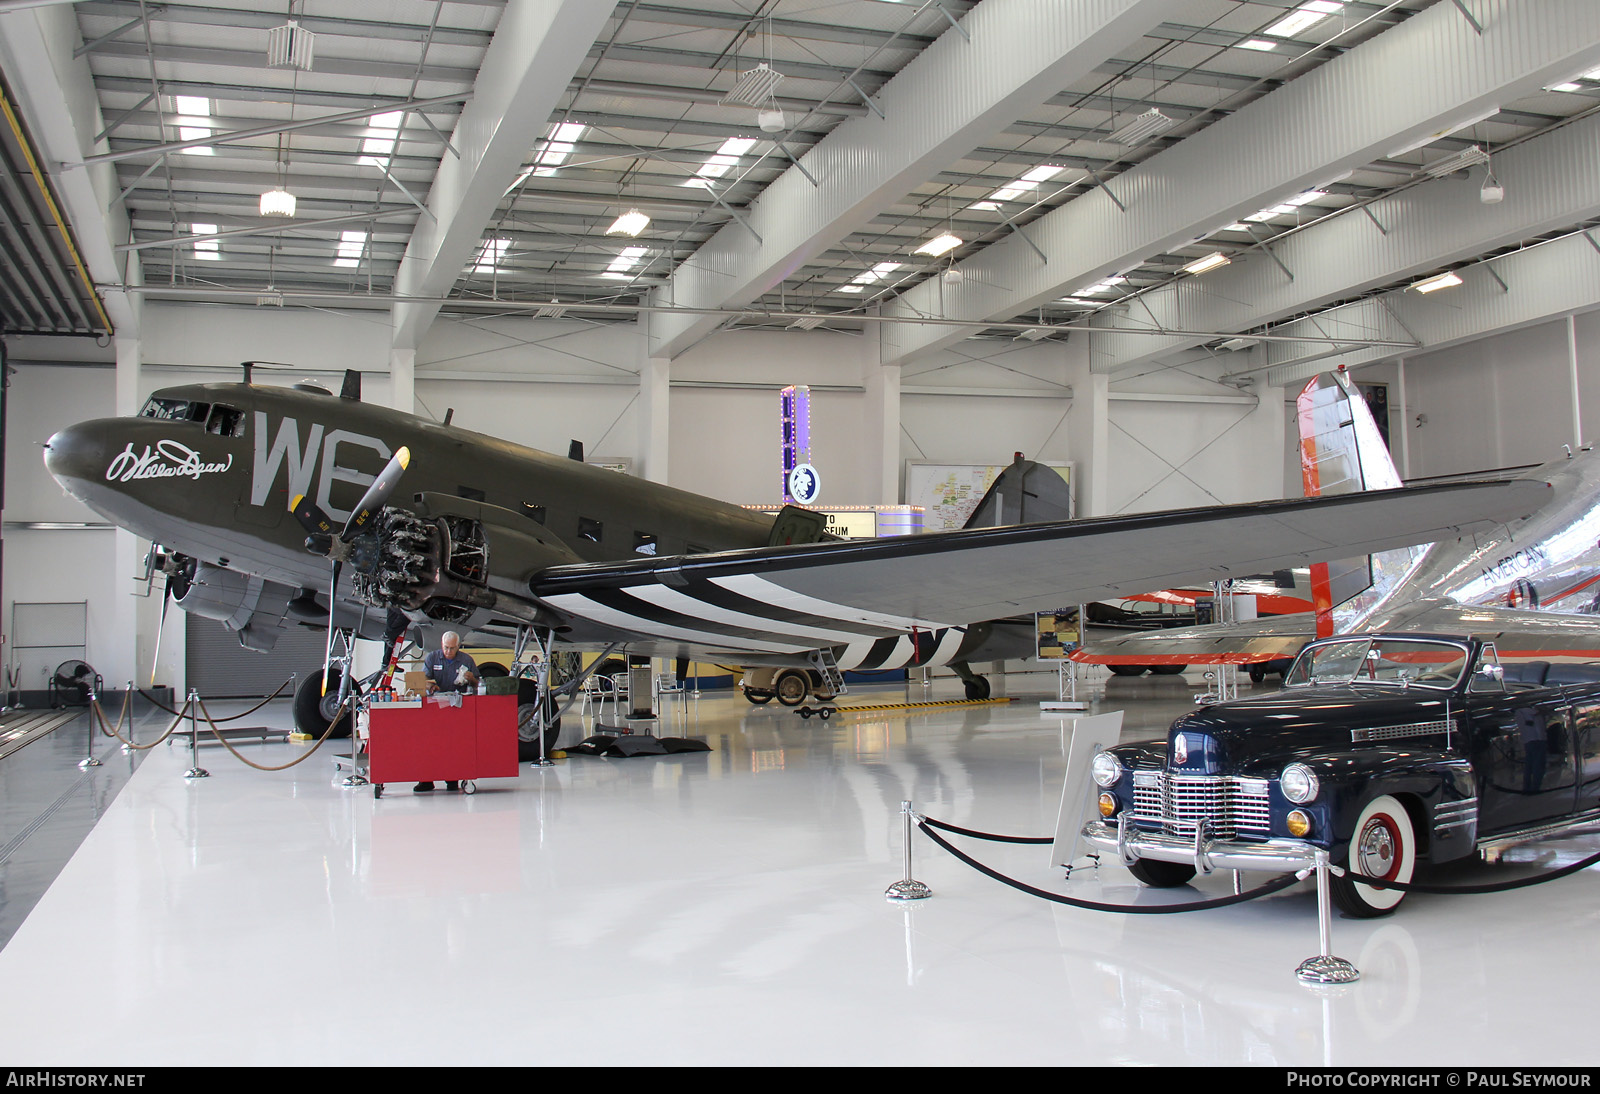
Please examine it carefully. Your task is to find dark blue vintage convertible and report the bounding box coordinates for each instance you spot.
[1081,632,1600,916]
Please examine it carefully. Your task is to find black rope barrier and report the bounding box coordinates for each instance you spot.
[917,821,1300,913]
[1342,845,1600,894]
[136,677,293,722]
[921,816,1054,844]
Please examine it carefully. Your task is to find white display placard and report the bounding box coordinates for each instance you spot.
[906,462,1071,531]
[1051,711,1125,869]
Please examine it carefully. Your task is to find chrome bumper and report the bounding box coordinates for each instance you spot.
[1082,814,1319,874]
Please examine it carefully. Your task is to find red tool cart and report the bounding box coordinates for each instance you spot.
[367,694,519,798]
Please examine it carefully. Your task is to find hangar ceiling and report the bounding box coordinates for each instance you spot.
[0,0,1597,376]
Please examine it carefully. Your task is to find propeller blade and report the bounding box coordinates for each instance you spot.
[341,446,410,542]
[289,494,336,538]
[150,578,171,688]
[320,558,343,697]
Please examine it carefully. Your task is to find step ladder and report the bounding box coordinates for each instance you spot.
[809,648,847,699]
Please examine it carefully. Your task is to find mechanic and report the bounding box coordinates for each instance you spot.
[414,631,478,793]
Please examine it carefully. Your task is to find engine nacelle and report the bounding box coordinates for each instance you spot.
[170,559,296,651]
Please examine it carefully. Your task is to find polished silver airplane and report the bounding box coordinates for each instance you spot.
[41,367,1547,737]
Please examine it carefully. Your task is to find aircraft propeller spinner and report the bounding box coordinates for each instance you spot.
[289,446,411,695]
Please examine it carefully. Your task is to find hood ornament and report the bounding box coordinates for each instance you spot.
[1173,733,1189,765]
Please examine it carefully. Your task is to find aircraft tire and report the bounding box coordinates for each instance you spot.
[963,677,991,701]
[1107,665,1146,677]
[773,669,810,707]
[293,668,352,739]
[743,688,774,705]
[515,679,560,760]
[1248,666,1267,684]
[478,662,509,678]
[1148,664,1187,675]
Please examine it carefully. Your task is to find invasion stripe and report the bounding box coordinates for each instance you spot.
[541,592,811,654]
[853,636,904,670]
[682,577,903,639]
[580,587,826,649]
[615,584,867,646]
[713,574,952,632]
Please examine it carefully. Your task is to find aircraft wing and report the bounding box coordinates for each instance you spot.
[528,479,1548,657]
[1072,615,1317,666]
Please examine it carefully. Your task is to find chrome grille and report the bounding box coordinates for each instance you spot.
[1131,771,1270,839]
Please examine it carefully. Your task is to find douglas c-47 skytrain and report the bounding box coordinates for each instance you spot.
[42,368,1549,748]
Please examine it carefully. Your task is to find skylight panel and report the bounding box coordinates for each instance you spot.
[1264,1,1342,39]
[174,96,214,155]
[685,137,758,187]
[471,238,511,273]
[334,230,367,268]
[534,122,586,176]
[976,165,1067,207]
[600,245,648,279]
[191,223,219,260]
[851,262,902,285]
[360,111,403,169]
[1238,39,1277,51]
[1069,275,1127,298]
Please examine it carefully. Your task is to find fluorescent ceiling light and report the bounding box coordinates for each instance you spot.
[535,302,566,319]
[915,233,963,258]
[1110,109,1175,145]
[1421,144,1490,178]
[1386,107,1499,158]
[606,209,651,237]
[471,238,510,273]
[1412,271,1462,294]
[334,230,367,268]
[259,188,296,217]
[191,223,219,261]
[1014,328,1052,342]
[721,63,784,108]
[788,316,825,330]
[1182,252,1231,275]
[534,122,586,176]
[601,245,648,279]
[1238,39,1277,51]
[1264,2,1342,39]
[1547,82,1583,93]
[1218,337,1259,352]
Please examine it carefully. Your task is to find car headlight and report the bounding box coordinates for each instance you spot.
[1280,762,1320,804]
[1091,751,1123,788]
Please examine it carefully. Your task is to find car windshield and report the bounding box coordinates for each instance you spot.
[1284,637,1470,690]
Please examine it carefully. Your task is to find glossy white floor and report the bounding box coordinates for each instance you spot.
[0,673,1595,1067]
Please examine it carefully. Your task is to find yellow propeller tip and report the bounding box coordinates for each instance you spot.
[396,447,410,468]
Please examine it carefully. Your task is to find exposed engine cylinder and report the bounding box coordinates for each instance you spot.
[350,509,492,617]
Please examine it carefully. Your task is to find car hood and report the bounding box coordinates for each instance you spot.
[1158,686,1455,775]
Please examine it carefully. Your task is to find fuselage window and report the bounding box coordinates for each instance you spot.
[522,503,546,525]
[633,532,659,556]
[206,404,244,437]
[140,397,209,423]
[578,518,603,543]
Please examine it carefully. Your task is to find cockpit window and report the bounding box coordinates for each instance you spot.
[205,404,244,437]
[140,397,210,423]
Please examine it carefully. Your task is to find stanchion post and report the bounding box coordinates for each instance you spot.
[78,689,103,770]
[1295,849,1359,985]
[121,681,135,754]
[885,800,933,901]
[183,688,209,779]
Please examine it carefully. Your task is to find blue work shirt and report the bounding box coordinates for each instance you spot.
[422,649,478,693]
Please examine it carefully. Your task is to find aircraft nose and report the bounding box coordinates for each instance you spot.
[43,422,106,487]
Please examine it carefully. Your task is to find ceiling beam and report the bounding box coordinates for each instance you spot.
[646,0,1189,361]
[391,0,617,351]
[880,0,1600,365]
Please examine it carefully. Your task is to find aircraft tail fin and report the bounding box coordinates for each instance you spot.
[962,455,1074,529]
[1296,372,1419,635]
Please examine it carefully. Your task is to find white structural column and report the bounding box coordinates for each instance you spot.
[1091,111,1600,375]
[114,335,147,691]
[638,355,670,485]
[645,0,1185,359]
[390,347,415,416]
[1063,342,1107,517]
[882,0,1600,365]
[0,3,140,336]
[391,0,614,352]
[861,331,900,504]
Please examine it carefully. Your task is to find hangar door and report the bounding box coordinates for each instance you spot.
[185,615,326,698]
